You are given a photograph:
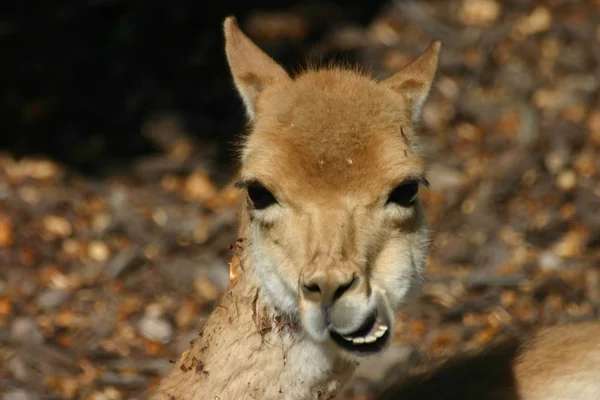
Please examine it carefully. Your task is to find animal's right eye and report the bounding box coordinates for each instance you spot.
[247,183,277,210]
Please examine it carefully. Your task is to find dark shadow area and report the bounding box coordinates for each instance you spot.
[378,337,523,400]
[2,0,387,176]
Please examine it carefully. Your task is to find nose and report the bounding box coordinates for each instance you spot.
[301,271,357,305]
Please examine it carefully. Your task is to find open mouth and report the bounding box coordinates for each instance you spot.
[329,314,390,354]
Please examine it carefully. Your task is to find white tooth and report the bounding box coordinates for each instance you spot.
[377,325,388,332]
[352,337,365,344]
[365,335,377,343]
[343,336,353,342]
[374,330,385,338]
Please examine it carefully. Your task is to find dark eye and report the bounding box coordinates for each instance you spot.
[247,183,277,210]
[387,182,419,207]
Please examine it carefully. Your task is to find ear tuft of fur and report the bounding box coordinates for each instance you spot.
[223,16,238,33]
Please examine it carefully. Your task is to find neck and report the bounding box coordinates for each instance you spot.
[230,237,300,334]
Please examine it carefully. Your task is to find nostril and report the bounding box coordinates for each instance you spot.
[333,275,356,302]
[303,283,321,294]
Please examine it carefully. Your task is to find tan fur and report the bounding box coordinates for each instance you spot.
[515,322,600,400]
[379,322,600,400]
[151,16,440,400]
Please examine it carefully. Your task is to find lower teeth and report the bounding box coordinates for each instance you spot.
[343,323,388,345]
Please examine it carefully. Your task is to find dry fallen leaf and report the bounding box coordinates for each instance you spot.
[513,6,552,37]
[184,170,219,204]
[0,298,13,317]
[194,276,221,301]
[43,215,72,238]
[0,214,14,247]
[458,0,501,26]
[87,240,110,262]
[145,340,163,356]
[175,299,200,329]
[229,255,242,288]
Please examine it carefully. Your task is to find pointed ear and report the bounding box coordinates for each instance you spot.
[223,16,291,120]
[383,41,441,123]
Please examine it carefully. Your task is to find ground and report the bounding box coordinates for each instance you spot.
[1,1,600,399]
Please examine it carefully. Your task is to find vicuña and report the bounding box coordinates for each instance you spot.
[151,16,600,400]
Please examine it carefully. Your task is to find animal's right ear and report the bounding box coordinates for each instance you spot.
[224,16,291,120]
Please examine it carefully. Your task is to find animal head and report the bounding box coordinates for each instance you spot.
[224,17,440,356]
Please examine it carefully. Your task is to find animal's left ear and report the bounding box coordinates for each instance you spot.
[383,41,441,123]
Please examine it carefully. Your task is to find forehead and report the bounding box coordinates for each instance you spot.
[241,69,425,199]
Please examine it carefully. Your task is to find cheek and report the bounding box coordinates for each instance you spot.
[256,219,305,284]
[370,238,426,309]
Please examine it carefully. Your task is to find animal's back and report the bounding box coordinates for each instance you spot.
[515,322,600,400]
[378,321,600,400]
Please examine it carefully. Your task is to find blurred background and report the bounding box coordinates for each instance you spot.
[1,0,599,399]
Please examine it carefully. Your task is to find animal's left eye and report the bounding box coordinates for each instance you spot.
[386,182,419,207]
